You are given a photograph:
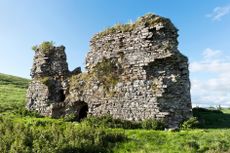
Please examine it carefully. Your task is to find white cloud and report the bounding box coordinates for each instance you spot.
[207,5,230,21]
[191,78,230,107]
[202,48,222,60]
[190,48,230,107]
[190,61,230,73]
[190,48,230,73]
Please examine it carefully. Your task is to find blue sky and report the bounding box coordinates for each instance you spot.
[0,0,230,107]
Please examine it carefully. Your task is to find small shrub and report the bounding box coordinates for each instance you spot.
[113,118,140,129]
[34,120,49,127]
[14,108,43,118]
[63,113,77,122]
[81,115,113,128]
[32,41,55,54]
[39,41,54,51]
[32,45,37,51]
[141,119,165,130]
[81,115,165,130]
[181,117,199,129]
[99,130,127,145]
[184,141,200,151]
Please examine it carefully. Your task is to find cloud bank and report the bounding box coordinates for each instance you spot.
[190,48,230,107]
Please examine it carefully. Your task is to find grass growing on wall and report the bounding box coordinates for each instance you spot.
[92,13,176,41]
[94,58,123,91]
[32,41,55,54]
[69,58,123,97]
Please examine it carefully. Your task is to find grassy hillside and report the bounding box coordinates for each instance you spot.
[0,73,30,112]
[0,73,29,88]
[1,73,230,153]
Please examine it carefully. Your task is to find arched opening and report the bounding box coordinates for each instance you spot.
[78,104,88,121]
[58,89,65,102]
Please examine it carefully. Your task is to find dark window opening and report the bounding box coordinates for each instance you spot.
[58,89,65,102]
[78,104,88,121]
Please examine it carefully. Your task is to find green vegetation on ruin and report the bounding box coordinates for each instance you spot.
[151,81,159,95]
[94,58,123,92]
[69,72,95,94]
[32,41,55,54]
[92,13,175,41]
[36,76,50,85]
[35,76,55,91]
[1,73,230,153]
[70,58,123,96]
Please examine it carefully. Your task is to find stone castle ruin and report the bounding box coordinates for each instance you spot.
[26,14,192,128]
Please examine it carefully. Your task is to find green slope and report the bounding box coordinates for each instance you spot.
[0,73,30,112]
[0,73,30,88]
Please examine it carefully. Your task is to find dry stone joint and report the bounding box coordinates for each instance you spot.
[26,14,192,128]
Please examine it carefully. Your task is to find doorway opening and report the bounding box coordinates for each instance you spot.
[78,103,88,121]
[58,89,65,102]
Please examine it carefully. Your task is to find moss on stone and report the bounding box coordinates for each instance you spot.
[69,58,123,97]
[37,76,50,85]
[151,82,158,95]
[35,76,54,91]
[69,73,85,88]
[94,58,123,91]
[69,72,94,93]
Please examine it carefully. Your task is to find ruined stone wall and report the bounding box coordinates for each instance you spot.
[27,44,69,117]
[27,14,192,128]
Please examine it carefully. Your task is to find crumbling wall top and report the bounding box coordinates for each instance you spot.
[86,13,180,72]
[31,41,69,78]
[91,14,178,42]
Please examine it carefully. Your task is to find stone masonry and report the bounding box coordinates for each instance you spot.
[26,14,192,128]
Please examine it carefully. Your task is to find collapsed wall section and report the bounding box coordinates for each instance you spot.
[27,43,69,117]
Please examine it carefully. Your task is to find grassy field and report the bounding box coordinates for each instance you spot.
[0,73,29,112]
[1,73,230,153]
[113,129,230,153]
[0,73,29,88]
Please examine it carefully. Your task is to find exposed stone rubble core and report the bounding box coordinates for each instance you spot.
[27,14,192,127]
